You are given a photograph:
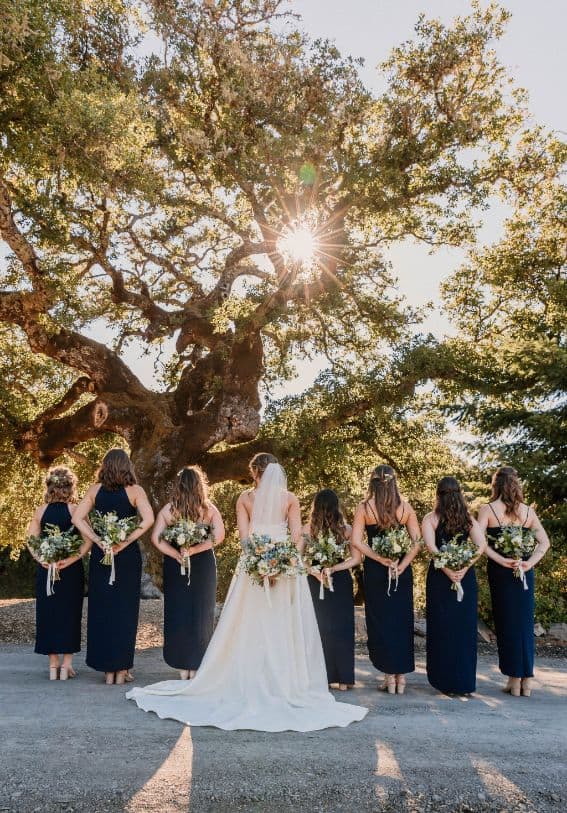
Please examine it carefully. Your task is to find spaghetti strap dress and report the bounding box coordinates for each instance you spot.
[363,509,415,675]
[487,505,535,678]
[86,487,141,672]
[426,521,478,694]
[35,502,84,655]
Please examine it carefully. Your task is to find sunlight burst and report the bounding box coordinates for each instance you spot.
[277,223,318,267]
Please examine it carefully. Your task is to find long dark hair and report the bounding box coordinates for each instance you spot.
[170,466,209,521]
[97,449,137,491]
[435,476,472,537]
[365,464,402,529]
[491,466,524,518]
[249,452,278,480]
[309,489,347,542]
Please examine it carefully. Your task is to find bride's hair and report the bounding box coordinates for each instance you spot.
[491,466,524,517]
[365,464,401,529]
[170,466,209,521]
[249,452,279,479]
[309,489,347,542]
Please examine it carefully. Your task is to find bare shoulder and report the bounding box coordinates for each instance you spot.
[344,523,353,539]
[237,489,254,507]
[422,511,437,527]
[33,503,48,519]
[126,483,147,503]
[287,490,300,507]
[477,503,490,516]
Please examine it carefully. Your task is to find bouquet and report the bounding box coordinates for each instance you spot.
[371,527,415,595]
[161,519,214,584]
[432,535,478,602]
[302,531,349,599]
[90,511,139,585]
[491,526,537,589]
[240,534,306,605]
[27,524,82,596]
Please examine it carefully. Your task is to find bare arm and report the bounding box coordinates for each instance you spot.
[236,492,251,541]
[26,506,47,567]
[150,505,183,564]
[522,508,550,571]
[57,504,93,570]
[118,486,154,551]
[398,503,422,574]
[288,494,302,546]
[329,527,363,574]
[477,505,518,569]
[298,523,310,555]
[209,503,225,547]
[71,485,101,546]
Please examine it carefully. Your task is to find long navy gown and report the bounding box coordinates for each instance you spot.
[163,547,217,671]
[86,487,141,672]
[426,522,478,694]
[364,522,415,675]
[487,507,534,679]
[308,570,355,685]
[35,502,84,655]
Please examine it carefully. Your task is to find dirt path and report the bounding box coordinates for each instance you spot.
[1,639,565,813]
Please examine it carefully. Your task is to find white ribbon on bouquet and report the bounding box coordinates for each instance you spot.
[263,575,272,607]
[46,562,60,596]
[515,564,529,590]
[387,562,399,597]
[318,570,334,600]
[102,542,116,586]
[180,551,192,585]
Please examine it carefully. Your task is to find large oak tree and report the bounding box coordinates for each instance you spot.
[0,0,557,514]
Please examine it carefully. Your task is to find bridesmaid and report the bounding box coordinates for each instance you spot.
[422,476,486,696]
[27,466,90,680]
[73,449,154,685]
[152,466,225,679]
[351,466,421,694]
[477,467,550,697]
[300,489,361,691]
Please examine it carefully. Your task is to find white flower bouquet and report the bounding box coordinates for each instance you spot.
[240,534,306,604]
[302,531,349,599]
[161,519,214,584]
[90,511,139,585]
[27,524,82,596]
[432,535,478,601]
[371,527,415,595]
[491,526,537,589]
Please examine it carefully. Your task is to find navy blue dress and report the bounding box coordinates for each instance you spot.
[163,547,217,671]
[426,522,478,694]
[364,523,415,675]
[35,502,84,655]
[308,569,355,685]
[487,508,534,678]
[86,487,141,672]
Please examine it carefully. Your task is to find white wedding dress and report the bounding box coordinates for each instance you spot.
[127,464,368,731]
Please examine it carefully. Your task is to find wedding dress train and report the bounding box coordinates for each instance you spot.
[127,465,368,731]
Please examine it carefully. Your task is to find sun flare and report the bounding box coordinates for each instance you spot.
[277,224,317,266]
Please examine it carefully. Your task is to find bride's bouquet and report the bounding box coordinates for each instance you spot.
[161,519,214,584]
[90,511,140,585]
[491,526,537,589]
[241,534,306,604]
[370,527,414,595]
[432,535,478,602]
[27,524,82,596]
[302,531,349,599]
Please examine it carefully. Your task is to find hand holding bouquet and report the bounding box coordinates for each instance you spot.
[27,524,82,596]
[371,527,415,595]
[302,531,349,599]
[90,511,140,585]
[432,535,478,602]
[491,526,537,589]
[241,534,306,605]
[161,519,214,584]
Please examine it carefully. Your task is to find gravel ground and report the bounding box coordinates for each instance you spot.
[2,599,566,813]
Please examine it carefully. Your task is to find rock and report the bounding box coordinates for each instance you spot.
[547,622,567,644]
[140,570,162,599]
[550,792,560,802]
[414,618,427,637]
[477,620,496,643]
[478,792,487,801]
[534,622,546,637]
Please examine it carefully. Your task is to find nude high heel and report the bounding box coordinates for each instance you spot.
[507,677,521,697]
[179,670,190,680]
[396,676,406,695]
[105,672,115,685]
[379,675,396,694]
[521,678,533,697]
[49,667,59,681]
[115,671,126,685]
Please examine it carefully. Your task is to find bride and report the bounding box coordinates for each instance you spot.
[127,453,367,731]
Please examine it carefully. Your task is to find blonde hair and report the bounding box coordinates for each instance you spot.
[44,466,78,504]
